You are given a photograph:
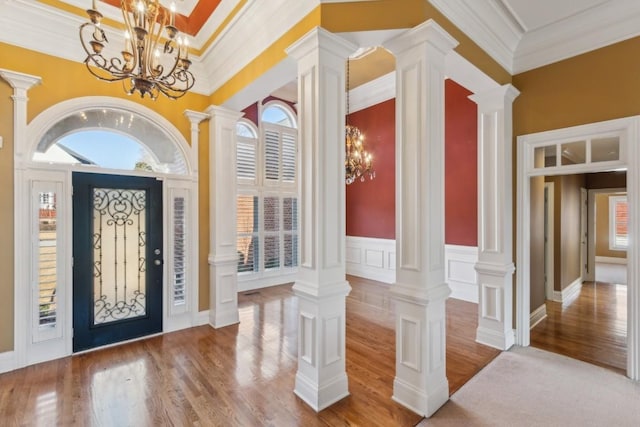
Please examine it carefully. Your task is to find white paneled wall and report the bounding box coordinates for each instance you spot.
[346,236,396,283]
[444,245,479,303]
[346,238,479,303]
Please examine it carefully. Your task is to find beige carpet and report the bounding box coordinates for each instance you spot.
[419,346,640,426]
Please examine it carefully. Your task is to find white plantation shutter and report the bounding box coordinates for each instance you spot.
[282,131,296,184]
[264,127,280,182]
[236,121,258,185]
[237,138,256,182]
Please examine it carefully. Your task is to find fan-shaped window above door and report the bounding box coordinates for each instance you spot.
[32,108,188,175]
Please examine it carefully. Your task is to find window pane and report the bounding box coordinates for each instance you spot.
[264,196,280,232]
[560,141,586,165]
[264,235,280,270]
[237,195,259,273]
[262,105,293,127]
[591,137,620,163]
[284,234,298,268]
[172,197,186,306]
[615,198,628,248]
[38,192,57,327]
[534,145,556,168]
[283,197,297,231]
[236,123,256,138]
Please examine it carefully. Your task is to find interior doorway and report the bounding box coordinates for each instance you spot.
[532,172,628,373]
[516,116,640,380]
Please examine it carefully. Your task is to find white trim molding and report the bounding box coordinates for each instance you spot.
[346,236,396,284]
[529,304,547,329]
[445,245,479,303]
[552,278,583,304]
[0,351,16,374]
[596,256,627,265]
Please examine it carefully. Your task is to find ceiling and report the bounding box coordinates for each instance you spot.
[2,0,639,104]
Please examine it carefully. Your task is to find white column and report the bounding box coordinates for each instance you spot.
[469,85,520,350]
[205,105,242,328]
[184,110,209,324]
[384,20,457,418]
[0,69,41,369]
[285,27,356,412]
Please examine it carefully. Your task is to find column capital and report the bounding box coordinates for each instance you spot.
[469,84,520,111]
[184,110,210,125]
[205,105,243,122]
[286,26,357,61]
[384,19,459,59]
[0,69,41,92]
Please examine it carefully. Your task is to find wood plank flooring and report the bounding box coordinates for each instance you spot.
[0,276,499,426]
[530,281,627,375]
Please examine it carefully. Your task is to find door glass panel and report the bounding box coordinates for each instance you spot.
[93,188,147,325]
[172,196,186,306]
[591,137,620,163]
[560,141,586,165]
[38,192,57,327]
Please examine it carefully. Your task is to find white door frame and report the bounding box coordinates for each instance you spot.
[11,96,202,369]
[544,182,554,300]
[580,187,588,281]
[516,116,640,380]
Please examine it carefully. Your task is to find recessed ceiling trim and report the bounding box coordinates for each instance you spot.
[513,1,640,73]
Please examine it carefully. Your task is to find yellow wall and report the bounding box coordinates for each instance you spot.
[513,36,640,136]
[0,43,211,351]
[0,78,15,353]
[211,0,511,105]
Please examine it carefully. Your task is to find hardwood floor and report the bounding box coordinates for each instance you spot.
[530,281,627,375]
[0,276,498,426]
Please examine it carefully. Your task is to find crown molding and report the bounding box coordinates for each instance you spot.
[428,0,520,74]
[200,0,317,96]
[513,0,640,73]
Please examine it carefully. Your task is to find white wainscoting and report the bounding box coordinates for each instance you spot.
[0,351,15,374]
[345,236,396,284]
[445,245,479,303]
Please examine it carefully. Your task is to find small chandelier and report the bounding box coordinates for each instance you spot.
[80,0,195,100]
[345,59,375,185]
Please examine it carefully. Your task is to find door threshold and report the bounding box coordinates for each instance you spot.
[73,332,164,356]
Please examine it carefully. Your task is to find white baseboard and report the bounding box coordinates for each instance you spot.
[595,256,627,265]
[530,304,547,329]
[238,271,298,292]
[195,310,210,326]
[345,236,396,284]
[0,351,15,374]
[552,277,582,303]
[445,245,479,303]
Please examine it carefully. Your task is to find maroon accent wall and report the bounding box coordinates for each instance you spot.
[346,99,396,239]
[445,79,478,246]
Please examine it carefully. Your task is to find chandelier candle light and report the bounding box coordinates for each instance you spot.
[345,58,375,185]
[80,0,195,100]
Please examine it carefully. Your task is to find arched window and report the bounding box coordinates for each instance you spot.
[236,102,298,285]
[32,108,188,174]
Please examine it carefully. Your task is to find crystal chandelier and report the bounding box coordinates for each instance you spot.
[79,0,195,100]
[345,59,375,185]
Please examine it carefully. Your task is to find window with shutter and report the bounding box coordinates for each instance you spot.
[237,194,259,273]
[236,101,298,281]
[609,195,628,250]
